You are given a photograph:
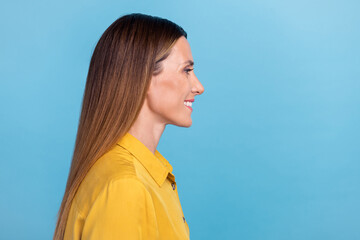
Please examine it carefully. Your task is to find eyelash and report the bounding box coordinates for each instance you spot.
[184,68,194,75]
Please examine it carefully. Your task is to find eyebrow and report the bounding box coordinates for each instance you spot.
[182,60,194,67]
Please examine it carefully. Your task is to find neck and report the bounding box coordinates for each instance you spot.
[128,107,166,155]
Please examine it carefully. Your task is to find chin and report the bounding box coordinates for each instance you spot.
[181,118,193,128]
[182,122,192,128]
[172,118,192,128]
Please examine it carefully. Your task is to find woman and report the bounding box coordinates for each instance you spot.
[53,13,205,240]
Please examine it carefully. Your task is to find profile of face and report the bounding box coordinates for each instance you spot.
[145,36,205,127]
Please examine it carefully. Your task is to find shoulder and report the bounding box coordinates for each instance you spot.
[92,144,138,179]
[73,144,145,215]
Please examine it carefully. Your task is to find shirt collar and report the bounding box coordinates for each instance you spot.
[116,132,175,187]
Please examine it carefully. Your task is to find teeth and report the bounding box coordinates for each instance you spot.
[184,101,192,107]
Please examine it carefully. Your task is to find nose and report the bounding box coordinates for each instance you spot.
[192,73,205,96]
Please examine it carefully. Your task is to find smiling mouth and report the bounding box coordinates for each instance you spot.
[184,101,193,111]
[183,101,192,107]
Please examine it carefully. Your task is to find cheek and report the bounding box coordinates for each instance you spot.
[156,77,184,99]
[147,78,186,112]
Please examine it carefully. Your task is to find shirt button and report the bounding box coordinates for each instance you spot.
[183,216,185,223]
[171,182,176,190]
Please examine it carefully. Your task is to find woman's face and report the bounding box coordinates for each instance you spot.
[145,36,205,127]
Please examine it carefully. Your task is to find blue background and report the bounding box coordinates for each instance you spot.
[1,0,359,239]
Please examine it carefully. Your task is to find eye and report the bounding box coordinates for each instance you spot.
[184,68,194,75]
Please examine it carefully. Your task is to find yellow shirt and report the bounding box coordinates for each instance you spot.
[64,132,190,239]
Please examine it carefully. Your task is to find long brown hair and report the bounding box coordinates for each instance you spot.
[53,13,187,240]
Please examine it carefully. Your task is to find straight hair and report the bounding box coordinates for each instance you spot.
[53,13,187,240]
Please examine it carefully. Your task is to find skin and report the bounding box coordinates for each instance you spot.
[128,36,205,154]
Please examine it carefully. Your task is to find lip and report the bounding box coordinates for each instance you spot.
[185,105,193,111]
[184,99,195,102]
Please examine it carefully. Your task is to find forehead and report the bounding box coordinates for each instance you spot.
[166,36,193,63]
